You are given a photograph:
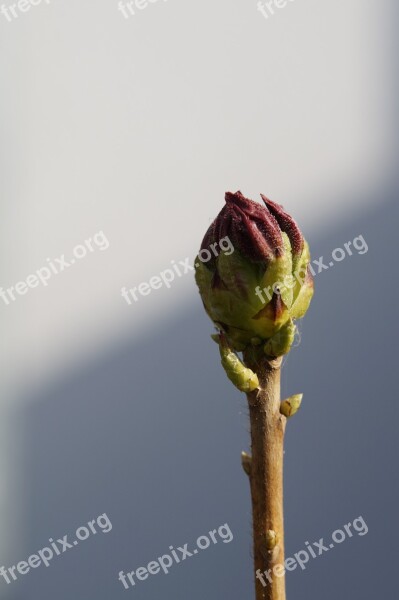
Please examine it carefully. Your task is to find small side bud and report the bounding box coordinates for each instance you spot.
[280,394,303,418]
[266,530,279,550]
[264,319,296,357]
[218,334,259,393]
[241,451,252,476]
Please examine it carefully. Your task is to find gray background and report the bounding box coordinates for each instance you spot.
[1,0,398,598]
[8,189,399,600]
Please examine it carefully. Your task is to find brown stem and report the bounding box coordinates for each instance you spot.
[243,350,287,600]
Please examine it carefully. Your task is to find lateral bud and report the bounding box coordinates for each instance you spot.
[280,393,303,418]
[266,529,279,550]
[218,333,259,393]
[241,451,252,476]
[264,319,296,358]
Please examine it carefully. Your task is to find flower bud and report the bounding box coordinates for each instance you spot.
[195,191,313,356]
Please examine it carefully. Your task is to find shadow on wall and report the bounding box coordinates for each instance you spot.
[6,189,399,600]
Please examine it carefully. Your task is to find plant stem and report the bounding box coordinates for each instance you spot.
[243,351,287,600]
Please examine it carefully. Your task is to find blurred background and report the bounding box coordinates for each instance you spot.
[1,0,398,598]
